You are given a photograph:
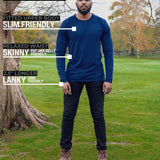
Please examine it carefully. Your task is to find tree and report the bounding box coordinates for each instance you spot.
[155,7,160,52]
[13,11,49,44]
[134,20,156,56]
[109,0,156,55]
[147,0,160,53]
[0,0,74,133]
[0,1,53,134]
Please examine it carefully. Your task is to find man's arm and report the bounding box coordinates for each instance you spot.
[56,22,72,95]
[101,20,114,94]
[56,21,68,83]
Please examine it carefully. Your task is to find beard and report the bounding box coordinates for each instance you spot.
[77,4,92,15]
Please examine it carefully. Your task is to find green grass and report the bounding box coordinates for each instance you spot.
[0,56,160,160]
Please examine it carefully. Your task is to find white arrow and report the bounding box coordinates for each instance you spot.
[3,82,64,87]
[3,26,77,31]
[3,54,72,59]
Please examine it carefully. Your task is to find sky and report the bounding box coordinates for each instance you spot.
[16,0,159,22]
[59,0,159,21]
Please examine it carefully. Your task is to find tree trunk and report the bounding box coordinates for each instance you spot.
[32,30,43,43]
[130,46,135,56]
[0,1,53,134]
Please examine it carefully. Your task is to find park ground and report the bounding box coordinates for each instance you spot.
[0,55,160,160]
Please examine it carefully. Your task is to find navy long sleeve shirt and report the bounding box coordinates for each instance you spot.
[56,14,113,83]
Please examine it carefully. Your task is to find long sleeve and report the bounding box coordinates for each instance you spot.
[55,21,69,82]
[101,20,114,83]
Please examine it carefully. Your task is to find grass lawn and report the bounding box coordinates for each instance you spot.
[0,56,160,160]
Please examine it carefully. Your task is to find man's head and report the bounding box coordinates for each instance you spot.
[76,0,92,16]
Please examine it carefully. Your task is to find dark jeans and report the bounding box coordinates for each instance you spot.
[60,81,107,151]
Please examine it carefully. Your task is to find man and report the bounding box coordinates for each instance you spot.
[56,0,113,159]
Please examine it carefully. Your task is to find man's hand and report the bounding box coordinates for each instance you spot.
[62,82,72,95]
[103,82,112,95]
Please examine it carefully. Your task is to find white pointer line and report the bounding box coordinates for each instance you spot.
[3,55,72,59]
[3,27,77,31]
[3,82,64,87]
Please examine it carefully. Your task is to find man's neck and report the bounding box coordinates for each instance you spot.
[76,12,92,20]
